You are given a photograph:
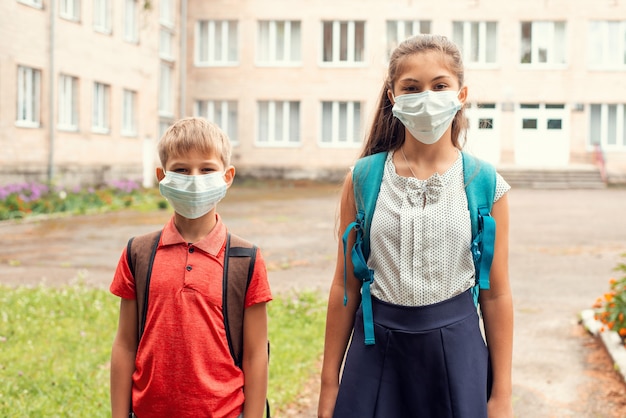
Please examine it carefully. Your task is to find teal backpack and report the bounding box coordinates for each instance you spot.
[342,151,497,345]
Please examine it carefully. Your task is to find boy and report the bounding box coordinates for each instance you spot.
[110,117,272,418]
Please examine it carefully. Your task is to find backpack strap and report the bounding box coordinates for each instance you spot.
[223,233,272,417]
[223,233,257,368]
[462,151,497,305]
[126,230,162,343]
[342,152,387,346]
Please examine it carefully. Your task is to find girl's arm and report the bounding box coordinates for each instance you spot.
[242,302,269,418]
[110,298,138,418]
[479,193,514,418]
[318,173,363,418]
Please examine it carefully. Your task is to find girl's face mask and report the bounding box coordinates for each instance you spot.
[391,90,462,145]
[159,171,227,219]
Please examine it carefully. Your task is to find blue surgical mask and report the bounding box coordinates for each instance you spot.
[392,90,462,145]
[159,171,227,219]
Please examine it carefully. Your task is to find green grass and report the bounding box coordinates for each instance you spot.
[0,284,326,417]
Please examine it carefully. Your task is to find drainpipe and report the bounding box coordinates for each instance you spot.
[47,0,56,183]
[179,0,187,117]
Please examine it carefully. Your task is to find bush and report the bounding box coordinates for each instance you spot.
[593,255,626,344]
[0,180,166,221]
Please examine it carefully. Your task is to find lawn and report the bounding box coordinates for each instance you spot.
[0,284,326,417]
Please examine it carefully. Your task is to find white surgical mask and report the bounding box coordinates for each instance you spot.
[392,90,462,145]
[159,171,227,219]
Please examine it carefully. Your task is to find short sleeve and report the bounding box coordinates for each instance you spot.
[244,247,272,308]
[109,248,137,300]
[494,172,511,202]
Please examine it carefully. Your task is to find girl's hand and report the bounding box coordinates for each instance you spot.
[487,394,514,418]
[317,382,339,418]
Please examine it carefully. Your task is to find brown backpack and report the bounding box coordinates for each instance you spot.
[125,230,257,367]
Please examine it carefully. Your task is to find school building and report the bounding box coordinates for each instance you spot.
[2,0,626,188]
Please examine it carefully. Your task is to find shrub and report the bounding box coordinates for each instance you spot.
[593,255,626,344]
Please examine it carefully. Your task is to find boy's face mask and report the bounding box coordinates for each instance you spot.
[392,90,462,145]
[159,171,227,219]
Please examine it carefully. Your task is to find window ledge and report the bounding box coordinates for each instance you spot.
[15,120,41,129]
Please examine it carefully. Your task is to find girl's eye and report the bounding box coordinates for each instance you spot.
[434,83,448,90]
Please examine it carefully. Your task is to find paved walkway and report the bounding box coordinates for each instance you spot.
[1,184,626,416]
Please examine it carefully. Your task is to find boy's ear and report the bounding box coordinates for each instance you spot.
[156,167,165,182]
[224,165,236,188]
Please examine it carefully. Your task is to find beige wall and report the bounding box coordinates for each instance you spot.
[2,0,626,186]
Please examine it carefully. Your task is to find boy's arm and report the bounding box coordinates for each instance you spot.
[111,298,138,418]
[242,302,269,418]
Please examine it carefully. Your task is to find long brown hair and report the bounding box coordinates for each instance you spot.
[360,34,468,158]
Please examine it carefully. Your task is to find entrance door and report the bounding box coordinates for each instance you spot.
[515,103,569,166]
[464,102,501,165]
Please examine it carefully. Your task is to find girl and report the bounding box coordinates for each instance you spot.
[318,35,514,418]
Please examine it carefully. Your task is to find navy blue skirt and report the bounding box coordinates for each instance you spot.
[333,290,490,418]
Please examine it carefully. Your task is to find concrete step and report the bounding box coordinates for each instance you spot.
[497,165,606,189]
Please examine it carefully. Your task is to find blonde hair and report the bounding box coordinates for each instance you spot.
[157,117,232,168]
[361,34,467,157]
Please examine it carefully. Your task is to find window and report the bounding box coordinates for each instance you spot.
[257,101,300,145]
[257,20,302,65]
[93,0,111,33]
[160,0,174,27]
[160,29,174,60]
[320,101,362,146]
[16,66,41,127]
[589,104,626,149]
[122,89,137,136]
[322,21,365,64]
[18,0,42,8]
[196,20,239,66]
[58,75,78,131]
[124,0,139,43]
[195,100,239,143]
[159,63,173,117]
[92,82,110,133]
[386,20,430,58]
[452,21,498,65]
[60,0,80,21]
[520,21,566,65]
[588,21,626,69]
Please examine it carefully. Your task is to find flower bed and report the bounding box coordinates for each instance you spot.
[592,257,626,345]
[0,180,165,221]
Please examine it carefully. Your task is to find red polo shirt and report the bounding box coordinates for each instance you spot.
[110,214,272,418]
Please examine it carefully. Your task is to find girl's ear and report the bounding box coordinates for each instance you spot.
[224,165,236,188]
[458,86,469,106]
[387,89,395,105]
[156,167,165,181]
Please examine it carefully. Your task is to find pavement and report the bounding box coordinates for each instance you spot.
[1,183,626,417]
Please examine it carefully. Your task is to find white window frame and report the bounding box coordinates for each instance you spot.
[122,89,137,136]
[93,0,111,34]
[520,21,567,67]
[195,20,239,66]
[452,21,498,67]
[58,75,78,131]
[256,20,302,66]
[92,82,110,134]
[589,104,626,150]
[385,20,430,59]
[256,100,300,146]
[60,0,80,21]
[159,0,174,28]
[195,100,239,144]
[159,29,174,61]
[124,0,139,43]
[320,101,362,147]
[16,66,41,128]
[159,63,173,117]
[588,21,626,70]
[17,0,43,9]
[321,21,366,66]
